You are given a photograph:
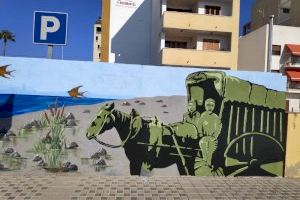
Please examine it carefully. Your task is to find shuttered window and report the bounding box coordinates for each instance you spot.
[203,39,220,51]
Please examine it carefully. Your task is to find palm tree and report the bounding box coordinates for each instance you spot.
[0,30,16,56]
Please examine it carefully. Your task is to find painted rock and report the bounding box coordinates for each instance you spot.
[33,155,42,162]
[96,159,106,166]
[68,164,78,171]
[11,152,21,158]
[4,147,14,154]
[67,142,79,149]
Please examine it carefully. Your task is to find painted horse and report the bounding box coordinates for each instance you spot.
[86,103,200,175]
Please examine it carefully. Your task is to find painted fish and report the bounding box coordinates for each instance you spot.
[68,85,86,98]
[0,65,15,78]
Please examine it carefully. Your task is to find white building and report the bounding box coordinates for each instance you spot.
[100,0,240,69]
[93,18,101,62]
[238,25,300,112]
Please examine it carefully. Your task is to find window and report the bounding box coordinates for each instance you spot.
[205,6,221,15]
[203,39,220,51]
[167,8,193,13]
[96,36,98,41]
[99,53,101,58]
[282,8,290,14]
[272,45,281,55]
[96,27,101,33]
[98,45,100,50]
[165,41,187,49]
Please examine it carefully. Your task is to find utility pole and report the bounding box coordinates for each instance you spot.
[267,15,274,72]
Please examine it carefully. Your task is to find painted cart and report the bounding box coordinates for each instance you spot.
[185,71,287,176]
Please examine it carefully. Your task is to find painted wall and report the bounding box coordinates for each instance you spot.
[0,56,288,176]
[238,25,268,72]
[285,113,300,177]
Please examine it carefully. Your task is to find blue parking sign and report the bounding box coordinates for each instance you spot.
[33,11,68,45]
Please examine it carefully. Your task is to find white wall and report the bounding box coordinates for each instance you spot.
[109,0,152,65]
[197,1,232,16]
[272,25,300,70]
[93,24,101,62]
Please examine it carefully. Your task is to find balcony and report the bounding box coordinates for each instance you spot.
[161,48,234,69]
[163,11,234,33]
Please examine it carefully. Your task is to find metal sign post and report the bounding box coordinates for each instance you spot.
[47,45,53,59]
[33,11,68,59]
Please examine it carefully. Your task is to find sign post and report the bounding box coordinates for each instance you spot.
[33,11,68,59]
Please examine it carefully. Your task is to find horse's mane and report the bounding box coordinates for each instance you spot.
[112,109,130,123]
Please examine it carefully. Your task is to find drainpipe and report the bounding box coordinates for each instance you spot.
[267,15,274,72]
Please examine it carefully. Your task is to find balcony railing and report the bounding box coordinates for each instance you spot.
[161,48,234,69]
[163,11,234,33]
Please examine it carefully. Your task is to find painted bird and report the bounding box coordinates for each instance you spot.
[0,65,15,78]
[67,85,86,98]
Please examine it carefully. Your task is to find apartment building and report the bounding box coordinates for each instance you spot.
[93,17,102,62]
[238,25,300,112]
[252,0,300,31]
[101,0,240,69]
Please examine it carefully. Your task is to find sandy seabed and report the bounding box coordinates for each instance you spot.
[0,95,188,176]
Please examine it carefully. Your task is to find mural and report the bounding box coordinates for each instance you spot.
[0,57,287,176]
[86,71,287,176]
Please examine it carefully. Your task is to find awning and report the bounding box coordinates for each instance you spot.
[286,44,300,56]
[286,70,300,82]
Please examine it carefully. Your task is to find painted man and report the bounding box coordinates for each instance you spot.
[195,98,222,175]
[183,100,201,137]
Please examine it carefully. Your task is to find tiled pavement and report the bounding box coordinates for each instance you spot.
[0,173,299,200]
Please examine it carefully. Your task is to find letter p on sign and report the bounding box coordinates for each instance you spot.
[33,11,68,45]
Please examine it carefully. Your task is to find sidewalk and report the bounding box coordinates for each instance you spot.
[0,173,299,200]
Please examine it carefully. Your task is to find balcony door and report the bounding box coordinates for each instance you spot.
[203,39,220,51]
[205,6,221,15]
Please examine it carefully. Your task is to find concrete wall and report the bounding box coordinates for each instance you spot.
[109,0,152,65]
[238,25,268,71]
[251,0,279,31]
[285,113,300,177]
[93,23,101,62]
[238,25,300,71]
[0,56,288,176]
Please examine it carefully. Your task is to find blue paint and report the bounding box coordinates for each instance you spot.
[0,94,113,118]
[0,57,287,99]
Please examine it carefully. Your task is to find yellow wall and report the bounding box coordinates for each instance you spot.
[162,0,239,70]
[162,48,233,69]
[100,0,110,62]
[285,113,300,178]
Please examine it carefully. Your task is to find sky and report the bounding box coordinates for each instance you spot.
[0,0,255,61]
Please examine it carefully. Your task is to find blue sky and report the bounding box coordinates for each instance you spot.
[0,0,255,61]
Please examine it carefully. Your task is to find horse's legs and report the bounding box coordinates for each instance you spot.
[130,161,142,175]
[176,162,188,176]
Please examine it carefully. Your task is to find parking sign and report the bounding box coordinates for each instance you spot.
[33,11,68,45]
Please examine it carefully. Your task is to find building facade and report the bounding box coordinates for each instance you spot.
[251,0,300,31]
[238,25,300,112]
[93,18,102,62]
[100,0,240,70]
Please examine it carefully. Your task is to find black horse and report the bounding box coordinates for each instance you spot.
[86,103,199,175]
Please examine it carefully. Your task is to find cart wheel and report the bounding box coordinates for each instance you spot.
[224,132,284,176]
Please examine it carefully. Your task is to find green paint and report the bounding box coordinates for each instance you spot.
[227,105,233,145]
[260,110,264,133]
[86,71,287,177]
